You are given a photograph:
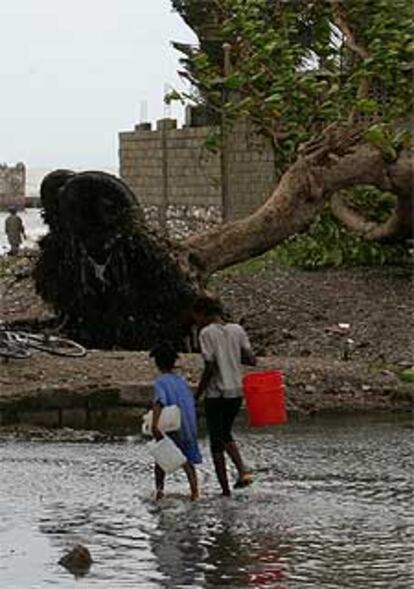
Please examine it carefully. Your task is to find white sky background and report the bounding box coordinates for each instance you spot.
[0,0,196,173]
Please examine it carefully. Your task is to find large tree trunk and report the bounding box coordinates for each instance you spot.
[182,127,413,279]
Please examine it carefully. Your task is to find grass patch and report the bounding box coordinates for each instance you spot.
[0,255,14,278]
[398,367,414,383]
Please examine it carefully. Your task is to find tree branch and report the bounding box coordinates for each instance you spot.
[330,1,369,61]
[331,191,413,242]
[330,0,371,103]
[182,131,412,279]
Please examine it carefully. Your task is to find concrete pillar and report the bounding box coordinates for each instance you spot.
[135,122,152,132]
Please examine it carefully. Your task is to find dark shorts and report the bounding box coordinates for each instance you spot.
[204,397,242,453]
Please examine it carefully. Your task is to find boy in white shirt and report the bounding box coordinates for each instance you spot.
[193,296,257,496]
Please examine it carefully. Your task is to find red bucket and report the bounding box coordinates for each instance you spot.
[243,370,287,427]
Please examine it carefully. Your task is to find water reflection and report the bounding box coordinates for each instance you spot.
[0,414,412,588]
[149,497,291,588]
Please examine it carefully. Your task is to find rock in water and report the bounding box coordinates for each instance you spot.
[34,170,197,350]
[58,544,92,576]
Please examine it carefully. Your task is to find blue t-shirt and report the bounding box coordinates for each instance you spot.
[154,373,202,465]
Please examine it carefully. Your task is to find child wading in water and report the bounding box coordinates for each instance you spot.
[150,342,202,501]
[193,296,257,497]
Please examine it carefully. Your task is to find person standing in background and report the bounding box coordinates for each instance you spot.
[4,207,26,256]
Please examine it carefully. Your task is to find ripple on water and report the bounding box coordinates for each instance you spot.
[0,415,413,588]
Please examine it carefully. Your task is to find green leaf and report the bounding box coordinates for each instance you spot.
[264,93,283,104]
[164,89,184,105]
[392,128,412,149]
[356,98,378,114]
[224,73,245,90]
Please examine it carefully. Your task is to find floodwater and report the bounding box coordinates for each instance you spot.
[0,209,46,253]
[0,414,412,589]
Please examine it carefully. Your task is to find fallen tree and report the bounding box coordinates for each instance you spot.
[34,124,412,348]
[33,0,413,349]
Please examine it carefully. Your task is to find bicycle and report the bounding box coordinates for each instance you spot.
[0,327,87,360]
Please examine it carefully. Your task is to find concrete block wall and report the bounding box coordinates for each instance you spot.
[0,162,26,209]
[120,129,164,206]
[119,118,276,235]
[120,120,221,200]
[226,121,276,219]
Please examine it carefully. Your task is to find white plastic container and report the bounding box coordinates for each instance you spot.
[141,405,181,436]
[147,435,187,474]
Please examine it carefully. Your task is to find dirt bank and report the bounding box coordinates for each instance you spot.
[2,256,413,365]
[0,255,412,431]
[216,265,413,365]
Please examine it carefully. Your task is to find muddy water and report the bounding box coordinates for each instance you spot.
[0,414,412,589]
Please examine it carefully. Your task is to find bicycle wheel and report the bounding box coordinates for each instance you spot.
[15,332,87,357]
[0,343,32,359]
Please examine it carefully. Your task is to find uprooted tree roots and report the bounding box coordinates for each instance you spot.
[34,171,197,349]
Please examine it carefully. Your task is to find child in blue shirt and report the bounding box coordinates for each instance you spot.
[150,341,202,501]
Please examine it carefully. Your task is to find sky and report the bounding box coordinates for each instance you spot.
[0,0,196,174]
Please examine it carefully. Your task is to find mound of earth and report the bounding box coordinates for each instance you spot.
[216,265,413,366]
[1,253,53,324]
[1,255,413,367]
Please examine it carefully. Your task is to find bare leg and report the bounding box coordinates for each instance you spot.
[225,441,254,487]
[212,452,231,497]
[182,462,199,501]
[225,441,245,478]
[154,463,165,500]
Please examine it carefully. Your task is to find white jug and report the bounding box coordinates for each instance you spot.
[147,435,187,474]
[142,405,181,437]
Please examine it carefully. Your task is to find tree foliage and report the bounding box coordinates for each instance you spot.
[171,0,413,166]
[271,208,412,270]
[169,0,413,263]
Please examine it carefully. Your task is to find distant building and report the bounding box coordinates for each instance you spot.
[0,163,26,210]
[119,116,276,238]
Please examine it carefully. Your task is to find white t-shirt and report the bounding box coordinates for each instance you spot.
[199,322,253,399]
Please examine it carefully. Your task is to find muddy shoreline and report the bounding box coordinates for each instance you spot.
[1,255,412,436]
[0,351,412,438]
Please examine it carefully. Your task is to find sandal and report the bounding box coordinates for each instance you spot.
[234,471,254,489]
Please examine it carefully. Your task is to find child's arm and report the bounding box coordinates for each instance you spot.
[196,361,215,402]
[241,348,257,366]
[151,402,163,440]
[196,329,216,401]
[240,326,257,366]
[19,217,26,239]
